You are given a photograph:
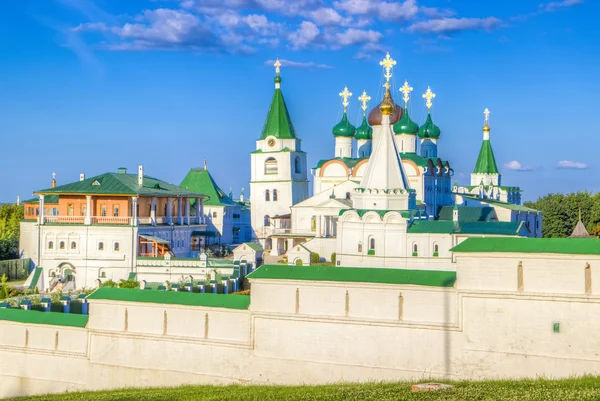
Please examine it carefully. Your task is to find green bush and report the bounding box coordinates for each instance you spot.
[101,280,118,288]
[119,279,140,289]
[310,252,320,263]
[331,253,337,264]
[295,259,303,266]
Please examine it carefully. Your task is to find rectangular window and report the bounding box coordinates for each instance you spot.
[67,204,74,216]
[81,205,87,217]
[101,204,107,217]
[113,204,119,217]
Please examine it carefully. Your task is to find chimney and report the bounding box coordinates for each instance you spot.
[138,165,144,187]
[80,173,85,181]
[118,167,127,175]
[453,204,460,222]
[240,188,244,202]
[16,196,20,205]
[51,172,56,188]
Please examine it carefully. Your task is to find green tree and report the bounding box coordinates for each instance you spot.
[0,204,24,260]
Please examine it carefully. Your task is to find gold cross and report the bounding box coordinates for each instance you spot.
[422,86,436,112]
[484,108,490,124]
[339,86,352,112]
[400,80,413,108]
[274,58,281,75]
[358,91,371,115]
[379,52,396,84]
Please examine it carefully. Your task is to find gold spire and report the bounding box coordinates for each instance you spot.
[379,52,396,85]
[358,90,371,116]
[274,58,281,75]
[483,108,491,132]
[422,86,436,113]
[339,86,352,113]
[399,80,413,108]
[379,88,393,115]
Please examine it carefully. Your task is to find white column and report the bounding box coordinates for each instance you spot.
[39,195,45,225]
[325,216,330,238]
[196,198,202,224]
[316,214,322,238]
[85,195,92,225]
[166,197,172,225]
[200,198,205,224]
[185,198,191,225]
[177,198,183,225]
[132,197,138,226]
[151,197,157,226]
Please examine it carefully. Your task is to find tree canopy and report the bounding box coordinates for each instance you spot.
[525,192,600,238]
[0,204,24,260]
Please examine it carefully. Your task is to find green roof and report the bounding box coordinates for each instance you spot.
[394,107,419,135]
[260,86,297,140]
[247,265,456,287]
[22,195,59,204]
[241,242,263,252]
[339,208,424,219]
[438,206,497,222]
[180,168,236,207]
[418,114,441,139]
[355,116,373,140]
[473,140,499,175]
[0,308,88,328]
[451,237,600,255]
[408,220,527,236]
[315,157,368,170]
[37,172,203,197]
[29,267,43,290]
[333,112,356,137]
[87,287,250,310]
[460,195,539,212]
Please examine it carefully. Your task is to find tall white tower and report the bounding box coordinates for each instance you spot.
[250,60,309,247]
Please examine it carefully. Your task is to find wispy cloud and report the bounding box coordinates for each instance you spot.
[408,17,504,35]
[333,0,418,21]
[265,59,333,69]
[542,0,583,12]
[420,6,456,19]
[504,160,534,172]
[557,160,588,170]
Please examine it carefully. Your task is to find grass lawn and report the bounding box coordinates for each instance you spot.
[7,377,600,401]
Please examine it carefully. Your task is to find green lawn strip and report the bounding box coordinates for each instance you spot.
[7,377,600,401]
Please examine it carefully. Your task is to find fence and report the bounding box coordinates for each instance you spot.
[0,259,32,280]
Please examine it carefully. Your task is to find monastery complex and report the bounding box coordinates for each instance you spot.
[2,54,600,398]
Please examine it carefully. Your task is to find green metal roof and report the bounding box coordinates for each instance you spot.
[451,237,600,255]
[260,86,297,140]
[408,220,527,236]
[314,157,368,170]
[394,107,419,135]
[460,195,539,212]
[247,265,456,287]
[22,195,59,204]
[438,206,497,222]
[87,287,250,309]
[418,114,441,139]
[355,115,373,140]
[0,309,88,328]
[180,168,236,207]
[333,112,356,137]
[473,140,499,175]
[29,267,43,290]
[37,172,203,197]
[241,242,263,252]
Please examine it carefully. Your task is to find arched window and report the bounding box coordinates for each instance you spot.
[294,156,301,174]
[98,242,104,251]
[345,192,351,200]
[48,241,54,250]
[70,241,77,250]
[114,242,120,251]
[264,158,278,175]
[99,269,106,279]
[433,243,439,257]
[369,237,375,250]
[412,243,418,256]
[59,241,65,250]
[265,190,270,201]
[264,215,270,227]
[273,189,278,201]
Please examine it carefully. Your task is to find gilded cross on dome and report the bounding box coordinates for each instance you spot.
[274,59,281,75]
[422,86,436,112]
[400,80,413,108]
[339,86,352,112]
[484,108,490,123]
[358,91,371,115]
[379,52,396,84]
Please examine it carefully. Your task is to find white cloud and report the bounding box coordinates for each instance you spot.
[542,0,583,12]
[288,21,320,49]
[333,0,418,21]
[264,59,333,69]
[335,28,382,46]
[408,17,503,34]
[504,160,533,171]
[420,6,456,19]
[306,7,351,26]
[557,160,588,170]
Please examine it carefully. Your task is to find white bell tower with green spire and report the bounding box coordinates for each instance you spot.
[250,60,309,247]
[470,108,501,187]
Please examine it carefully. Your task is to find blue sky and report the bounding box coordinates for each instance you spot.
[0,0,596,203]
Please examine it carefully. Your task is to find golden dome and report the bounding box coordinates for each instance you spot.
[483,123,491,132]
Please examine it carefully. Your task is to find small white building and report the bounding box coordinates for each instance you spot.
[233,242,264,266]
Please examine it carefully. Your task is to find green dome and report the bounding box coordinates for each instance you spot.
[393,107,419,135]
[274,75,282,83]
[333,112,356,137]
[355,116,372,140]
[418,114,441,139]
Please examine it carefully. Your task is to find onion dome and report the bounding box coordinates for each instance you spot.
[333,112,356,137]
[355,116,372,140]
[418,114,441,139]
[368,96,402,125]
[393,107,419,135]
